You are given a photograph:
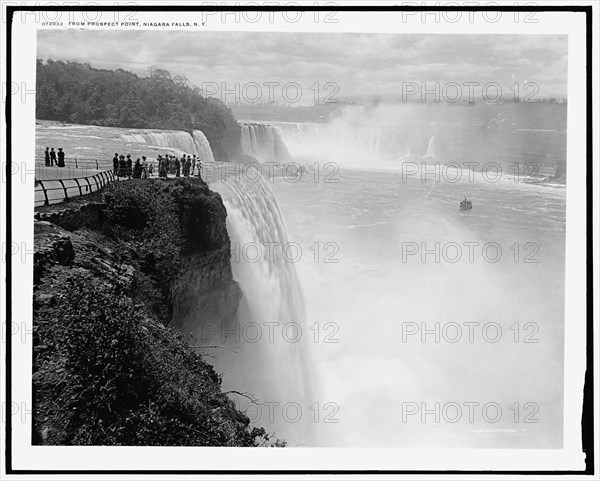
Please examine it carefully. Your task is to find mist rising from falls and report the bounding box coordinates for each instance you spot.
[425,136,436,158]
[208,174,314,445]
[241,107,434,167]
[120,129,214,161]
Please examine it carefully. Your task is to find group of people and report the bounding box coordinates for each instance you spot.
[44,147,66,167]
[157,154,201,179]
[113,153,151,179]
[112,152,202,180]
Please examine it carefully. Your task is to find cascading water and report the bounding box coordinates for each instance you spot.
[120,129,214,160]
[192,130,215,163]
[208,174,314,445]
[240,123,291,162]
[247,120,432,166]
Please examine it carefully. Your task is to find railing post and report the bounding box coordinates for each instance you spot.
[74,178,83,196]
[96,160,98,170]
[84,176,92,192]
[75,158,78,169]
[37,180,50,206]
[57,179,69,201]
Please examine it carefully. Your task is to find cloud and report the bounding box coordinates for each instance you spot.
[37,30,568,101]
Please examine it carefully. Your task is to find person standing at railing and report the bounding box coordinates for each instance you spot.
[44,147,50,166]
[174,156,181,177]
[191,155,197,175]
[57,148,65,167]
[49,148,56,166]
[113,153,119,175]
[197,157,202,180]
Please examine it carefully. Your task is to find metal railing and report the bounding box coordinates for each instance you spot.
[36,155,113,170]
[35,169,118,207]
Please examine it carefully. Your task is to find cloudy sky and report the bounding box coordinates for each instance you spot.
[37,30,568,104]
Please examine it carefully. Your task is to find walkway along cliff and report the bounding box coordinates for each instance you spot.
[32,177,283,446]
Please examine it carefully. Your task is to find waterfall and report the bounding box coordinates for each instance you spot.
[120,128,214,160]
[208,174,313,445]
[192,130,215,163]
[260,121,425,165]
[240,123,291,162]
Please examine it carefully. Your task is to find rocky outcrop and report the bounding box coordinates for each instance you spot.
[170,247,241,337]
[34,202,104,231]
[31,179,275,447]
[34,179,241,331]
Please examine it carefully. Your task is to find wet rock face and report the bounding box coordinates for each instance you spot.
[169,188,242,336]
[170,247,242,338]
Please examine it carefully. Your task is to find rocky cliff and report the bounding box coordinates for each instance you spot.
[32,179,279,446]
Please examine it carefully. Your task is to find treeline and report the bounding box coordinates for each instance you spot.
[36,59,241,162]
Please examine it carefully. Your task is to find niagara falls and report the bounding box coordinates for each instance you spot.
[22,23,590,478]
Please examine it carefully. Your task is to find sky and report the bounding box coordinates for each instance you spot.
[37,30,568,105]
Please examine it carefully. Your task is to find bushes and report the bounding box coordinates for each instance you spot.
[33,271,276,446]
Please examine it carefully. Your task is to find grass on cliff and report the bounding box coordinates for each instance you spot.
[34,270,280,446]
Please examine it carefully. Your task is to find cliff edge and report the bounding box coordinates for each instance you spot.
[32,179,279,446]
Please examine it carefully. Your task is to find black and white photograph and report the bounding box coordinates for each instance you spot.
[1,2,597,477]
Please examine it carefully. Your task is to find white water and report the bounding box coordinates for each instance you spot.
[218,112,566,448]
[241,123,290,162]
[272,167,565,448]
[209,176,314,445]
[245,120,411,165]
[120,129,214,160]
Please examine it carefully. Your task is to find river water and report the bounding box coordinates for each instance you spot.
[264,165,565,447]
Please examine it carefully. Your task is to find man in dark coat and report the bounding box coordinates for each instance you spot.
[49,148,57,166]
[132,158,143,179]
[118,155,127,177]
[57,148,65,167]
[174,157,181,177]
[113,153,119,174]
[44,147,50,166]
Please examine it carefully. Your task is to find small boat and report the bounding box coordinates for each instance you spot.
[459,198,472,210]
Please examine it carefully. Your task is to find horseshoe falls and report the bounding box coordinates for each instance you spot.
[233,105,566,448]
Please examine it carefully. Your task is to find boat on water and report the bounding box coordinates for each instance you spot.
[459,197,472,210]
